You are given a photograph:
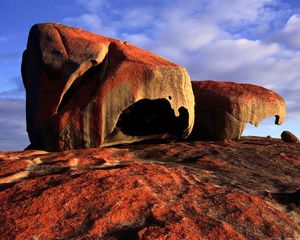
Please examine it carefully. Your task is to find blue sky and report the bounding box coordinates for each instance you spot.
[0,0,299,150]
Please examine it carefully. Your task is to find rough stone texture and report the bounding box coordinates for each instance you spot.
[1,137,300,239]
[281,131,300,143]
[22,23,194,151]
[189,80,286,140]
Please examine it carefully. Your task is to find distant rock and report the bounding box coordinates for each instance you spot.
[1,137,300,239]
[281,131,300,143]
[189,80,286,140]
[21,23,194,151]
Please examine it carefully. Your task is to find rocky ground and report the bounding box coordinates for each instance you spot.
[1,137,300,239]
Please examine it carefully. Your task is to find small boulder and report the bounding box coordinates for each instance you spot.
[22,23,195,151]
[281,131,300,143]
[190,80,286,140]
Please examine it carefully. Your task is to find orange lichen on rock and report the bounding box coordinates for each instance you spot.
[190,80,286,140]
[22,23,194,151]
[1,137,300,239]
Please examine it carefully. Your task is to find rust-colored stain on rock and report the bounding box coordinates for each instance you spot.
[1,137,299,239]
[190,80,286,140]
[22,23,194,151]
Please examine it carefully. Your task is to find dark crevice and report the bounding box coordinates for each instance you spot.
[0,182,16,192]
[116,99,189,137]
[97,164,129,170]
[110,228,140,240]
[180,156,204,163]
[69,173,83,179]
[275,115,280,124]
[145,213,166,227]
[271,189,300,206]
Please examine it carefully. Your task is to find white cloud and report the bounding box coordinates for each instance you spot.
[184,37,300,110]
[0,83,25,99]
[283,14,300,32]
[207,0,274,22]
[63,14,116,37]
[121,8,154,28]
[153,18,226,51]
[277,14,300,49]
[190,39,279,73]
[122,33,151,48]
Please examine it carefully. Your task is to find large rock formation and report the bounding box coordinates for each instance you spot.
[190,80,286,140]
[21,23,194,151]
[1,137,300,239]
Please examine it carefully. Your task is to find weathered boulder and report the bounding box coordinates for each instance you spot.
[189,80,286,140]
[281,131,300,143]
[1,137,300,239]
[21,23,194,151]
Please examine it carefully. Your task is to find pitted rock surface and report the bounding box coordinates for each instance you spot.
[1,137,300,239]
[190,80,286,140]
[22,23,194,151]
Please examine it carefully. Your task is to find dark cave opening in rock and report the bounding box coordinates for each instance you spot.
[116,99,189,137]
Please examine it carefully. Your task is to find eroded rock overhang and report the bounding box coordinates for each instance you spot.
[190,80,286,140]
[22,23,195,151]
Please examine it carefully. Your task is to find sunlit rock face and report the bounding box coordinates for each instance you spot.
[189,80,286,140]
[21,23,194,151]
